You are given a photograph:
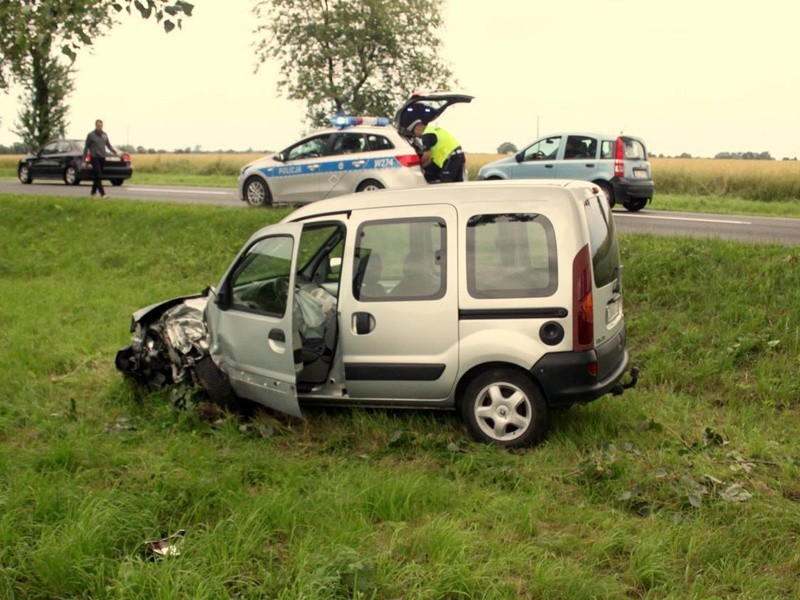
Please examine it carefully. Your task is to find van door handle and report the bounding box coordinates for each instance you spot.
[268,329,285,342]
[545,164,554,169]
[352,160,366,167]
[307,164,319,171]
[585,163,595,167]
[352,312,375,335]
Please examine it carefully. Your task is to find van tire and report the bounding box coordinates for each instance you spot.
[195,356,240,412]
[623,198,648,212]
[460,369,548,448]
[596,181,615,207]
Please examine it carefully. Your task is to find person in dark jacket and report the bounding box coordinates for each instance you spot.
[83,119,118,198]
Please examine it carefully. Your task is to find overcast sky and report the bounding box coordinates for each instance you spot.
[1,0,798,158]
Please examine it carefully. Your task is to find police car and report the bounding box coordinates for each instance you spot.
[238,116,427,207]
[239,93,474,207]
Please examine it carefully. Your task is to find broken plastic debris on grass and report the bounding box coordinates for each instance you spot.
[144,529,186,558]
[104,417,136,434]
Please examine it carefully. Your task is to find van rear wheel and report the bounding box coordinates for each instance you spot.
[460,369,547,448]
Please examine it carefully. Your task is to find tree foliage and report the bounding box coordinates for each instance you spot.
[497,141,517,154]
[13,46,75,150]
[0,1,193,90]
[0,0,193,150]
[714,151,774,160]
[253,0,455,125]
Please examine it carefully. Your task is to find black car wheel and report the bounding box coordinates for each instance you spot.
[460,368,548,448]
[623,198,648,212]
[110,179,124,187]
[356,179,385,192]
[597,181,615,208]
[18,164,32,184]
[244,176,272,207]
[64,165,80,185]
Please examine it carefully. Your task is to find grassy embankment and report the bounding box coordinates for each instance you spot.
[1,194,799,598]
[2,153,800,217]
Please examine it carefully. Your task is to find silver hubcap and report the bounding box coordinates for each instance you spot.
[474,381,533,441]
[20,166,29,181]
[247,181,265,205]
[361,184,380,192]
[66,169,75,183]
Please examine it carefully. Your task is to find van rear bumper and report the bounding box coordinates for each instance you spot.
[530,328,633,407]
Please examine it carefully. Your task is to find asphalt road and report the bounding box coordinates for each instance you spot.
[2,180,799,246]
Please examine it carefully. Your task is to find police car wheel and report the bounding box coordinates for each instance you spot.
[245,176,271,207]
[356,179,384,193]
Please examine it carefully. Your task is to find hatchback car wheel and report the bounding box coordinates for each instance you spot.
[244,176,271,207]
[64,165,80,185]
[623,198,647,212]
[18,164,32,184]
[597,181,615,208]
[461,369,547,448]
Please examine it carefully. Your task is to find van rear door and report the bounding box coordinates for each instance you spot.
[582,192,626,371]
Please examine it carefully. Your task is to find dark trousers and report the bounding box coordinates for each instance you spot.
[423,150,466,183]
[440,151,465,183]
[90,156,106,196]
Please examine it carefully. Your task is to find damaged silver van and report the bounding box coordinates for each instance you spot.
[116,180,637,448]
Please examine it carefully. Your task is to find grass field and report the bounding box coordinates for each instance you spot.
[1,194,799,598]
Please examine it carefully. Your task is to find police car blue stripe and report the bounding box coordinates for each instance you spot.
[258,156,401,178]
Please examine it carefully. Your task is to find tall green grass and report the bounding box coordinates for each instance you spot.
[1,194,799,598]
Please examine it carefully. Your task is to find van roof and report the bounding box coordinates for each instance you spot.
[281,180,596,224]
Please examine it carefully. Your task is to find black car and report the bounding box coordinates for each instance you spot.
[17,139,133,186]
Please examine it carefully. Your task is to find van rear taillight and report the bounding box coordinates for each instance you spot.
[614,137,624,178]
[396,154,420,167]
[572,244,594,352]
[122,153,131,163]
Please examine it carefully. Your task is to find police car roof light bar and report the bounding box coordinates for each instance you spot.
[330,115,390,129]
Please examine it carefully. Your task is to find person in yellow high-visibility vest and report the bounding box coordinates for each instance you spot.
[406,119,465,183]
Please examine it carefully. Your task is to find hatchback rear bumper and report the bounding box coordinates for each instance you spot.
[530,327,635,407]
[611,177,654,203]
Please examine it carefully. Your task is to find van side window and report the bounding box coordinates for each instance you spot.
[353,218,446,301]
[466,214,557,298]
[583,196,620,287]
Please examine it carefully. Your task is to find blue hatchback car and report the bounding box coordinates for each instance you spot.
[477,132,654,212]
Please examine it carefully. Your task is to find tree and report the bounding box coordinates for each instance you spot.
[12,45,74,150]
[253,0,455,126]
[497,142,517,154]
[1,1,193,150]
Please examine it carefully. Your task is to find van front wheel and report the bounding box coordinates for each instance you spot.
[460,369,547,448]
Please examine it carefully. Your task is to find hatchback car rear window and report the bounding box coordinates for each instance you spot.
[466,213,557,299]
[583,196,620,287]
[621,137,646,160]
